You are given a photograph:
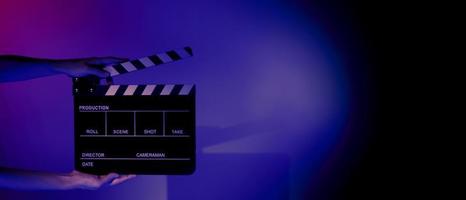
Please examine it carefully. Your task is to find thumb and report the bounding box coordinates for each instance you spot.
[86,66,110,78]
[98,173,119,187]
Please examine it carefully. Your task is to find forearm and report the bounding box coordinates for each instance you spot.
[0,55,126,83]
[0,167,72,190]
[0,55,61,83]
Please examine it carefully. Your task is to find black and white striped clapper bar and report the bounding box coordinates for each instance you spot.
[73,47,195,175]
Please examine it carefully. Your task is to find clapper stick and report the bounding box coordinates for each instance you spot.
[103,47,193,77]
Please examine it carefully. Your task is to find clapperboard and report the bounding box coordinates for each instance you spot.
[73,47,195,175]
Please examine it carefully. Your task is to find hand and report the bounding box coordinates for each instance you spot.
[52,57,128,78]
[62,170,136,190]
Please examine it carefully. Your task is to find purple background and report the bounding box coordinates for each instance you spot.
[0,0,366,199]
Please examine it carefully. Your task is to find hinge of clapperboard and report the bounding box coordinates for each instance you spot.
[73,47,193,94]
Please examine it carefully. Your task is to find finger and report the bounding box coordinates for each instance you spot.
[110,174,136,186]
[98,173,119,187]
[85,57,129,66]
[110,175,135,186]
[86,67,110,78]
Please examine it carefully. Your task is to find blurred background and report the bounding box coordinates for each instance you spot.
[0,0,410,199]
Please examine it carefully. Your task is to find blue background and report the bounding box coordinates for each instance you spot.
[0,0,370,199]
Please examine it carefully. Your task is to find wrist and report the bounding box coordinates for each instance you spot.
[48,60,68,74]
[57,174,79,190]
